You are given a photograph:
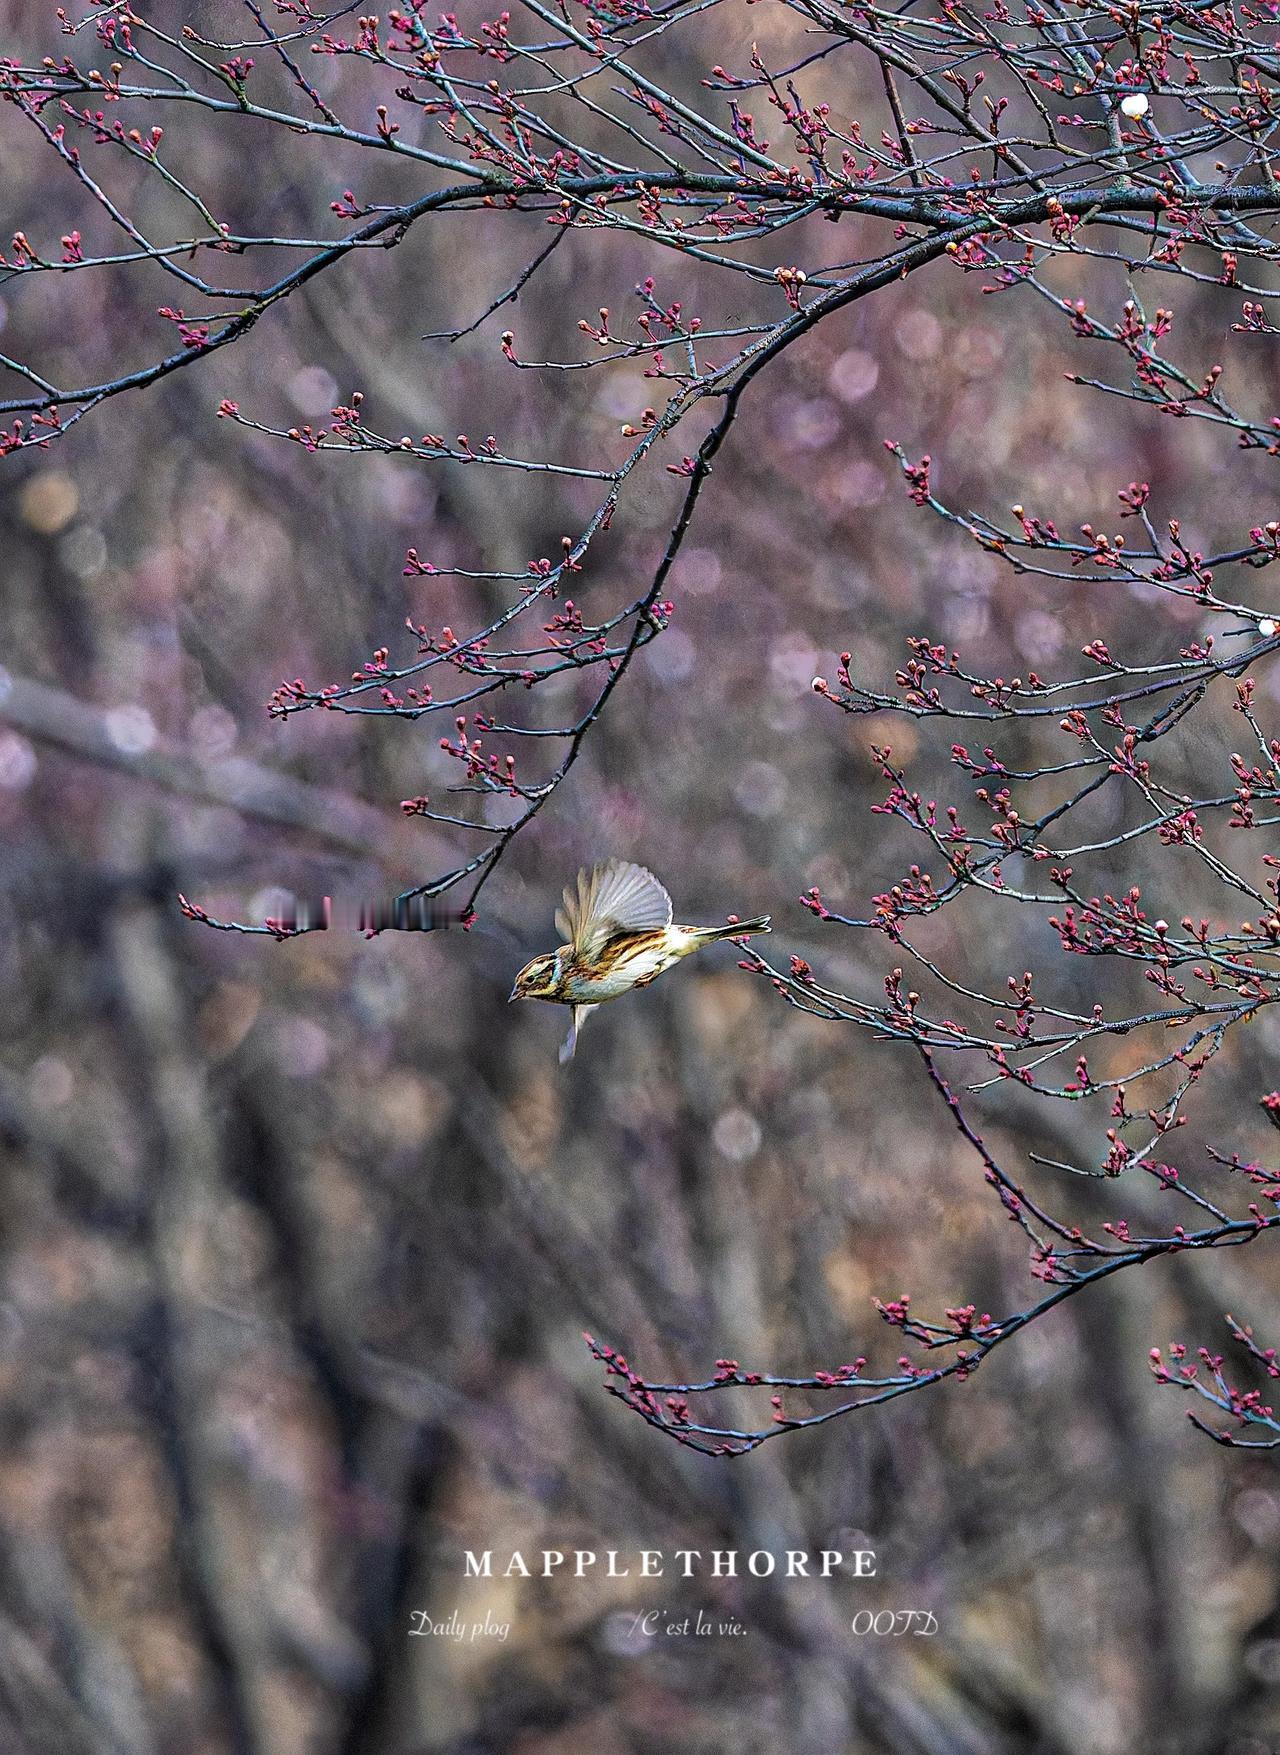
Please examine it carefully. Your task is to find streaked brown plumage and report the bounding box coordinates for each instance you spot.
[509,860,770,1061]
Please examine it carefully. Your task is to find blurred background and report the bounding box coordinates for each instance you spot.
[4,2,1280,1751]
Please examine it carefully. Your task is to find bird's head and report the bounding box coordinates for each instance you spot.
[509,951,560,1003]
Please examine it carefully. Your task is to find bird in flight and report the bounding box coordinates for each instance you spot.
[509,859,771,1061]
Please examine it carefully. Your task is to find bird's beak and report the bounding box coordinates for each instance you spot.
[508,984,521,1004]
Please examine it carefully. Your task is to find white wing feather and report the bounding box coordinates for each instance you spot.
[555,860,672,958]
[559,1003,597,1063]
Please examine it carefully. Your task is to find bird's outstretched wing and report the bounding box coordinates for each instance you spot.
[559,1004,597,1063]
[555,860,672,960]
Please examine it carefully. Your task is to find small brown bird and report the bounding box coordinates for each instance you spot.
[509,860,770,1061]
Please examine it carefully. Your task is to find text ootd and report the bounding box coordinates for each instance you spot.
[461,1549,877,1580]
